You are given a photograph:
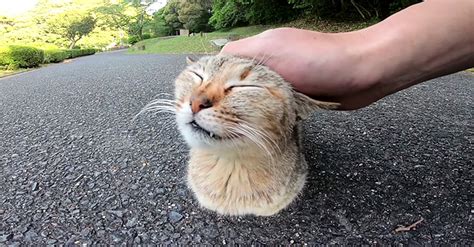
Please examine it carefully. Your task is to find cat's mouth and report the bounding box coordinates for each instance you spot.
[189,120,222,139]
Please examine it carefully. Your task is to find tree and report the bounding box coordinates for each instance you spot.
[209,0,295,29]
[0,16,15,36]
[288,0,422,20]
[177,1,212,32]
[150,10,174,37]
[208,0,246,29]
[162,0,183,32]
[48,11,96,48]
[96,0,152,40]
[95,1,132,31]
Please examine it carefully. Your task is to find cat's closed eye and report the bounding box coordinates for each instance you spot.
[225,85,264,93]
[189,71,203,82]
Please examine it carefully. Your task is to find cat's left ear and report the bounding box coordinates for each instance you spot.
[186,56,196,65]
[294,92,340,120]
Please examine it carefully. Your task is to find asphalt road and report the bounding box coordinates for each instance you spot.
[0,51,472,245]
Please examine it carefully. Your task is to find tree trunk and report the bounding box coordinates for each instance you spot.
[69,36,81,49]
[69,40,76,49]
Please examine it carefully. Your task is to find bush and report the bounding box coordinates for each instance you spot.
[0,45,44,68]
[0,46,96,70]
[128,35,140,45]
[43,49,68,63]
[63,48,96,59]
[142,33,152,40]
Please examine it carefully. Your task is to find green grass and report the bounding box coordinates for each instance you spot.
[128,25,269,54]
[128,19,374,54]
[467,68,474,73]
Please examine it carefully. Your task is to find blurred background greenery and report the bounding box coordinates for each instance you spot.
[0,0,421,73]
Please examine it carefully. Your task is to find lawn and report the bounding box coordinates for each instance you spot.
[128,25,270,54]
[128,19,375,54]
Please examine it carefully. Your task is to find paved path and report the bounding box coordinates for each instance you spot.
[0,51,472,245]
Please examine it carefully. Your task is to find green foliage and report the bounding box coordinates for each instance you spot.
[177,2,212,33]
[0,46,44,68]
[288,0,422,20]
[209,0,295,29]
[208,0,422,29]
[43,49,68,63]
[158,0,212,33]
[128,35,140,45]
[209,1,246,29]
[142,33,152,40]
[151,11,174,37]
[162,0,183,30]
[47,11,97,49]
[95,1,132,30]
[63,48,96,59]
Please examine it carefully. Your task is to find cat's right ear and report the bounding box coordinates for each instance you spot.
[294,92,340,120]
[186,56,196,65]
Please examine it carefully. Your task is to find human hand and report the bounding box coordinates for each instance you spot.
[222,0,474,110]
[221,28,381,110]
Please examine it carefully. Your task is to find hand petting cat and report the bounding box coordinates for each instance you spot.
[221,0,474,110]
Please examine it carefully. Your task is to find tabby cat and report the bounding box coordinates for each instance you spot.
[146,55,338,216]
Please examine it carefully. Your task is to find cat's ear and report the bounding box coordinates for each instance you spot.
[186,56,196,65]
[294,92,340,120]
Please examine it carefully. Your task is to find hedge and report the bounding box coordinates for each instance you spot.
[63,48,96,59]
[43,49,68,63]
[0,46,96,70]
[0,45,44,69]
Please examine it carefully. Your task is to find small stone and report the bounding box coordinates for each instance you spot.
[0,233,13,242]
[194,235,202,243]
[111,234,122,243]
[7,242,20,247]
[46,239,57,244]
[12,234,23,241]
[120,194,129,201]
[96,230,106,237]
[80,227,92,237]
[65,235,78,245]
[134,236,142,244]
[168,211,183,223]
[24,230,38,241]
[126,217,138,228]
[177,189,187,197]
[131,184,138,190]
[32,182,39,191]
[108,210,124,218]
[164,223,174,233]
[172,233,181,239]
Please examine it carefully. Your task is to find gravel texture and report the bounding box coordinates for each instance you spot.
[0,51,472,245]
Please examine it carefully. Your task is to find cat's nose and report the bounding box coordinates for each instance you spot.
[190,95,213,113]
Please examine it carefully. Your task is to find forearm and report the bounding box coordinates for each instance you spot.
[355,0,474,97]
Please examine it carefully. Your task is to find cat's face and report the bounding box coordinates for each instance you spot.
[174,55,337,150]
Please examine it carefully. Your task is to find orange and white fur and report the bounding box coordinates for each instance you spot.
[147,55,338,216]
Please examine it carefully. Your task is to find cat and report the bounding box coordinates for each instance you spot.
[146,55,339,216]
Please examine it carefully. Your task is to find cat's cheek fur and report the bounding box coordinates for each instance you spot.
[176,104,200,147]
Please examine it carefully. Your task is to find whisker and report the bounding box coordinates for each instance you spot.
[229,125,275,163]
[132,98,177,123]
[238,121,281,154]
